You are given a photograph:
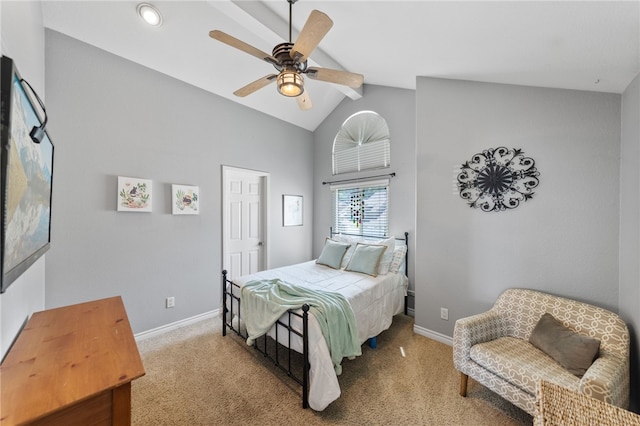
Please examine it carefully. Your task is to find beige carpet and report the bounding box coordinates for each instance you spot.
[132,314,532,425]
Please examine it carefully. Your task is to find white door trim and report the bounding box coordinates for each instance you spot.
[221,165,270,276]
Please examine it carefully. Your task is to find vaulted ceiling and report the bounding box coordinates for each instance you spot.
[42,1,640,131]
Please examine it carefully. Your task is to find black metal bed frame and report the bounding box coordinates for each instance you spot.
[222,270,311,407]
[221,231,409,409]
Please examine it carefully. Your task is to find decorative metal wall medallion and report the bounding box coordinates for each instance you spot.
[457,147,540,212]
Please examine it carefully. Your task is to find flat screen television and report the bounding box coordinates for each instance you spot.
[0,56,54,293]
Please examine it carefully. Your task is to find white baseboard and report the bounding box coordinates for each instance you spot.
[134,309,220,342]
[413,324,453,346]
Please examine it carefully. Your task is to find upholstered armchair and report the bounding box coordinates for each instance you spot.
[453,288,630,415]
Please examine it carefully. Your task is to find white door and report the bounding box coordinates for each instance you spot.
[222,166,268,280]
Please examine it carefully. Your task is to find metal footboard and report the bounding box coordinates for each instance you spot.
[222,270,310,408]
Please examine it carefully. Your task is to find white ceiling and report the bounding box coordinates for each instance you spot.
[42,1,640,131]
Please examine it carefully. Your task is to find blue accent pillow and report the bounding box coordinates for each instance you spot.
[316,239,351,269]
[345,243,387,277]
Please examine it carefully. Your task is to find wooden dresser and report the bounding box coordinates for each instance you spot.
[0,296,145,425]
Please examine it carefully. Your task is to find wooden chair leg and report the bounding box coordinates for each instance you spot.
[460,373,468,397]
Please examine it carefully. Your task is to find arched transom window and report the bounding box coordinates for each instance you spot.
[332,111,390,175]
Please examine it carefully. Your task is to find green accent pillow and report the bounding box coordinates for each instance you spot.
[316,239,351,269]
[529,313,600,377]
[344,243,387,277]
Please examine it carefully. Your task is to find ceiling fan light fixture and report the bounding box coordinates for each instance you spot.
[277,70,304,97]
[137,3,162,26]
[209,5,362,110]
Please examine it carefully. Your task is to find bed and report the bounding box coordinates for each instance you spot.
[221,232,409,411]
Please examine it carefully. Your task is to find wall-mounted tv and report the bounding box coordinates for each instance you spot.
[0,56,54,293]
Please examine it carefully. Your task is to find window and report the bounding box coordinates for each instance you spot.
[332,179,389,238]
[333,111,390,175]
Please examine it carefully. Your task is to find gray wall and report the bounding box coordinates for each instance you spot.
[44,30,314,334]
[312,85,416,299]
[619,72,640,411]
[415,77,621,337]
[0,1,47,358]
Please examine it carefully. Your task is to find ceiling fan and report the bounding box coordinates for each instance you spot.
[209,0,364,111]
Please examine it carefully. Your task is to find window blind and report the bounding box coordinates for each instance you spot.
[333,140,390,175]
[332,111,390,175]
[332,182,389,238]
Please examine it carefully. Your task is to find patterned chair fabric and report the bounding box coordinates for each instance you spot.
[453,288,630,416]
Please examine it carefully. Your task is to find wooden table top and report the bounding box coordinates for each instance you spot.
[0,296,145,425]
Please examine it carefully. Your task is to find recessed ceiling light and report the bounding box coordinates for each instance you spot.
[137,3,162,27]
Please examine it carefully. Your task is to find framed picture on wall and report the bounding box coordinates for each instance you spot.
[172,184,199,215]
[117,176,152,212]
[283,194,303,226]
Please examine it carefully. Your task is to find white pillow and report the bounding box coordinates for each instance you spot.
[373,237,396,275]
[389,245,407,273]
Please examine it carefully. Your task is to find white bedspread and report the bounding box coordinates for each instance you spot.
[231,260,408,411]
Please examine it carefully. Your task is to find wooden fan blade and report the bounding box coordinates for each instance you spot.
[209,30,276,65]
[296,90,312,111]
[306,67,364,88]
[290,10,333,62]
[233,74,278,97]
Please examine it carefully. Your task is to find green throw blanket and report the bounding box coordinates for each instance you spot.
[240,279,361,375]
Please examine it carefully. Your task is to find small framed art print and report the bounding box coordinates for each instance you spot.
[172,184,199,215]
[283,194,303,226]
[117,176,152,212]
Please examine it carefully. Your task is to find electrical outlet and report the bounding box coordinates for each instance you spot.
[440,307,449,320]
[166,297,175,308]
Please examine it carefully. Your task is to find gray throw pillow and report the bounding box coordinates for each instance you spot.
[529,313,600,377]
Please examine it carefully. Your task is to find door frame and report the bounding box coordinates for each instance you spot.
[221,165,270,274]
